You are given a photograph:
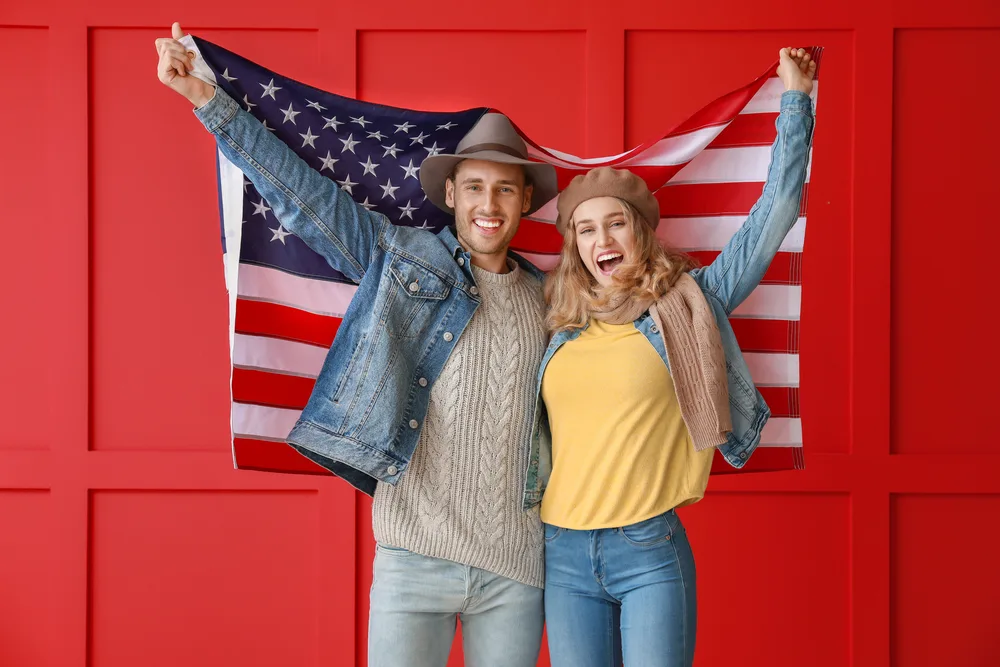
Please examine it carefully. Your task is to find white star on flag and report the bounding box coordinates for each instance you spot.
[361,155,380,177]
[252,199,271,217]
[222,68,237,82]
[337,174,357,194]
[259,78,282,100]
[299,127,319,149]
[379,178,400,200]
[400,159,420,180]
[306,100,327,111]
[339,134,360,153]
[350,115,371,128]
[398,200,417,220]
[281,103,301,125]
[382,143,401,158]
[318,151,339,172]
[410,132,428,145]
[269,225,293,244]
[322,116,342,131]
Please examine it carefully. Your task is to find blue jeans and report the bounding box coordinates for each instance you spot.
[368,545,544,667]
[544,510,697,667]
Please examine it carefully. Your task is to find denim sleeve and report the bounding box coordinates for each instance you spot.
[690,89,814,314]
[193,86,386,282]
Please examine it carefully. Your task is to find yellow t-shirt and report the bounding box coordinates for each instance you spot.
[540,319,714,530]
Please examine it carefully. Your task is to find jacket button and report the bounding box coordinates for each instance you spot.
[408,281,419,292]
[739,452,747,459]
[651,325,659,333]
[409,419,419,429]
[418,377,428,387]
[387,465,398,476]
[443,332,453,342]
[457,257,465,266]
[470,286,479,296]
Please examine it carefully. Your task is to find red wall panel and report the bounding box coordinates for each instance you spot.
[891,495,1000,667]
[1,27,53,451]
[357,31,588,157]
[2,1,999,666]
[890,29,1000,455]
[0,491,52,666]
[89,491,324,667]
[683,493,851,667]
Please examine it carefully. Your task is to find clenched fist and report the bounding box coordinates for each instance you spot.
[777,47,817,96]
[155,22,215,108]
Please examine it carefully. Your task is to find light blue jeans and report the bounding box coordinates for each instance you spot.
[368,544,544,667]
[543,509,697,667]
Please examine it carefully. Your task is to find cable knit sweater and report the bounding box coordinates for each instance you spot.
[372,261,548,588]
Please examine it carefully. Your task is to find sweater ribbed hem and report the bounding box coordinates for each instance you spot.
[372,522,545,589]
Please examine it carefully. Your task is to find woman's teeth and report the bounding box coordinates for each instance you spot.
[596,252,624,274]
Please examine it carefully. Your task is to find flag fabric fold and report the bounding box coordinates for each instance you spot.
[185,35,821,477]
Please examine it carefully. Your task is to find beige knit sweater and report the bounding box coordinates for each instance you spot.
[372,261,548,588]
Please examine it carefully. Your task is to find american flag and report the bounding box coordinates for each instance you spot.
[185,35,820,478]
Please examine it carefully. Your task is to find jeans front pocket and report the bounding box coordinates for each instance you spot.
[618,511,675,547]
[376,542,413,557]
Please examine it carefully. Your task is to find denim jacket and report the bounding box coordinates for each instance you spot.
[522,90,815,509]
[194,87,546,496]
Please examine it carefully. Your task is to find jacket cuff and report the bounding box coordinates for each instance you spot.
[192,86,238,133]
[780,89,813,115]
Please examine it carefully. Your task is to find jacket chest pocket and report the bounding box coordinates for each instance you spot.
[385,255,452,339]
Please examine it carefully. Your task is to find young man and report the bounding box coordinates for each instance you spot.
[156,23,558,667]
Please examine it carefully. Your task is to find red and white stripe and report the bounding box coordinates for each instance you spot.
[221,49,821,477]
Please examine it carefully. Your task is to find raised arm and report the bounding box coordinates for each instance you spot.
[691,47,817,313]
[155,23,384,282]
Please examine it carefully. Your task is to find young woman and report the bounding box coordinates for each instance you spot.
[535,48,817,667]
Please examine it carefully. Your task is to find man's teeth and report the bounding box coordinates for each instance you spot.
[475,219,501,229]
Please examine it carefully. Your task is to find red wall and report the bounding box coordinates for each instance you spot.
[1,1,999,666]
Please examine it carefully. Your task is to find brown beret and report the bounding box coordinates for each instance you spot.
[555,167,660,235]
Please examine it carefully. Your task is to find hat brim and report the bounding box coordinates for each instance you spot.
[419,150,558,216]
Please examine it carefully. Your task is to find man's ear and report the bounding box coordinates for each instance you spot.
[445,178,456,208]
[521,184,534,214]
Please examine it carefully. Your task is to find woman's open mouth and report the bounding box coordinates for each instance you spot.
[596,251,624,275]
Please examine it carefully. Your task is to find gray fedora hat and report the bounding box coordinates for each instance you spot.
[420,112,558,216]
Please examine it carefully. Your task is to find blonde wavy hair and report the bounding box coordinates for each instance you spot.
[544,198,695,333]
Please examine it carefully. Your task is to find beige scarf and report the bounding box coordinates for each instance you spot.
[590,273,732,451]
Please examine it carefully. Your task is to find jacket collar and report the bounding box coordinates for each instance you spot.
[437,225,546,282]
